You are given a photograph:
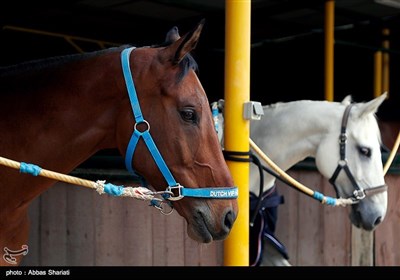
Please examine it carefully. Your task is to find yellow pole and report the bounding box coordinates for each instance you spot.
[382,28,390,97]
[224,0,251,266]
[373,51,382,98]
[324,0,335,101]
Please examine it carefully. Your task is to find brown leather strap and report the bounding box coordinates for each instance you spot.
[364,185,388,197]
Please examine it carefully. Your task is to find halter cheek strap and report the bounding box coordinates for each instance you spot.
[122,47,177,187]
[121,47,238,200]
[329,104,387,202]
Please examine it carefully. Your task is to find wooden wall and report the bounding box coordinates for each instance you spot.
[21,171,399,266]
[274,170,400,266]
[21,181,223,266]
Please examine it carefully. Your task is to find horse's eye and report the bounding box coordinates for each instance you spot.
[358,146,371,157]
[180,109,198,124]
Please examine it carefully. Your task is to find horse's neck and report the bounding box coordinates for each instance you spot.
[0,52,124,205]
[250,100,339,193]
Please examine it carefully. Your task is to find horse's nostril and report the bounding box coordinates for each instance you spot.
[374,216,382,226]
[224,210,235,230]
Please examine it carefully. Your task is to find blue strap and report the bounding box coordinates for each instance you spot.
[121,47,144,123]
[182,187,238,199]
[141,130,177,187]
[124,129,141,174]
[121,47,177,187]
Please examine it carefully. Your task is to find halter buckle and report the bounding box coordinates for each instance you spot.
[339,133,347,144]
[165,184,184,201]
[353,189,366,200]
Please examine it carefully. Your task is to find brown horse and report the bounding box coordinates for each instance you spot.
[0,20,238,266]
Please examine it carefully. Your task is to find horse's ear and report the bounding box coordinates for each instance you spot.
[164,26,181,44]
[162,19,205,64]
[357,92,388,118]
[217,99,225,112]
[341,95,352,105]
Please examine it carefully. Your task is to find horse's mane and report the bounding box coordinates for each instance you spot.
[0,46,125,80]
[0,43,197,82]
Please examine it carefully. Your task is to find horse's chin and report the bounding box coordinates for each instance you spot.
[186,209,218,243]
[349,211,372,230]
[187,221,214,243]
[185,207,232,243]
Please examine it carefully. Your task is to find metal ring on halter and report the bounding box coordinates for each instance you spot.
[338,159,347,167]
[134,120,150,133]
[165,184,184,201]
[158,201,174,215]
[353,189,366,200]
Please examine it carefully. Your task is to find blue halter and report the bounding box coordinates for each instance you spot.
[121,47,238,200]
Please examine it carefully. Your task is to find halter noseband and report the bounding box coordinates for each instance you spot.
[328,104,387,203]
[121,47,238,203]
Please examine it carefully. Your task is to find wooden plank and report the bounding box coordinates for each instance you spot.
[184,223,223,266]
[20,196,41,266]
[66,184,95,265]
[39,183,68,265]
[321,177,351,265]
[184,228,201,266]
[275,170,300,265]
[351,226,373,266]
[93,194,125,265]
[121,191,153,266]
[164,211,185,265]
[215,240,224,266]
[375,175,400,266]
[199,241,219,266]
[295,171,324,266]
[151,205,167,265]
[151,209,185,266]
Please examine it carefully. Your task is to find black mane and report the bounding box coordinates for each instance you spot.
[0,47,124,80]
[0,43,197,83]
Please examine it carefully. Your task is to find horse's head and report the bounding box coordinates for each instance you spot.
[116,20,238,243]
[315,93,388,231]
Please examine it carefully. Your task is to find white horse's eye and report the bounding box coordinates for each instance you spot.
[358,146,371,157]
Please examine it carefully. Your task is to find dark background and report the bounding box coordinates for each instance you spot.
[1,0,399,119]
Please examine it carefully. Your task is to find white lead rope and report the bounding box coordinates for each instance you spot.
[249,139,355,207]
[0,156,173,213]
[383,131,400,176]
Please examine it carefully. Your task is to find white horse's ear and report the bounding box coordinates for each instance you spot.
[217,99,225,112]
[357,92,387,118]
[341,95,352,105]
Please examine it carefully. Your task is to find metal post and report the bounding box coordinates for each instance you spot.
[324,0,335,101]
[223,0,251,266]
[382,28,390,97]
[374,51,382,98]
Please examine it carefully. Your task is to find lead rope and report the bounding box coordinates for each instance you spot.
[383,131,400,175]
[249,139,355,206]
[0,156,174,214]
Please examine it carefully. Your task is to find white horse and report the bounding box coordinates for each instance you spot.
[214,93,388,266]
